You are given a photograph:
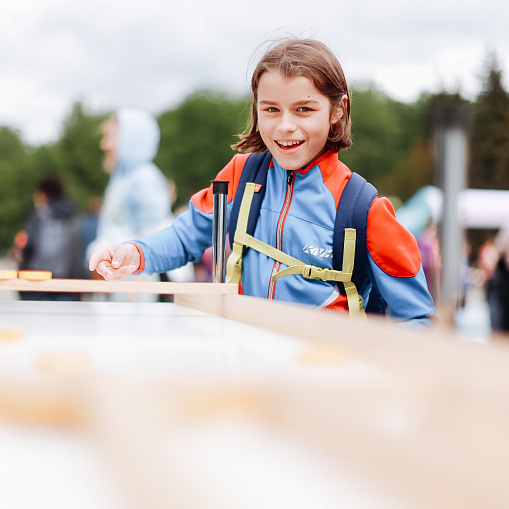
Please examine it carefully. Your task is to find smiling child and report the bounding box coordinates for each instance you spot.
[89,38,435,326]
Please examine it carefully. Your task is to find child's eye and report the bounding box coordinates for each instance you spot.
[266,107,279,113]
[298,107,311,112]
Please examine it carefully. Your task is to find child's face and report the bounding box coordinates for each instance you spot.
[100,117,118,173]
[257,70,340,171]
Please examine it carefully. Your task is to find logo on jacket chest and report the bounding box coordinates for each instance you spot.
[303,245,333,258]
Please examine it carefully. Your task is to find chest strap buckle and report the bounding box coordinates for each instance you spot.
[303,265,328,281]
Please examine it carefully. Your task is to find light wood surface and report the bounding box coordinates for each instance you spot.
[0,278,238,294]
[2,295,509,508]
[175,292,509,391]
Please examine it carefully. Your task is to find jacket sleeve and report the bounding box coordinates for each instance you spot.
[366,196,436,326]
[129,154,249,275]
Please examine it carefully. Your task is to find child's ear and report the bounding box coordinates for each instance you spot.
[331,94,349,124]
[331,109,342,124]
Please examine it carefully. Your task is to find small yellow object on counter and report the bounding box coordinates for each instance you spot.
[18,270,52,281]
[0,270,18,280]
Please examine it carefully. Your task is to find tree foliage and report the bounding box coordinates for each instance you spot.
[155,91,249,208]
[467,54,509,256]
[1,60,508,256]
[469,54,509,190]
[0,103,107,252]
[56,103,109,209]
[340,86,428,201]
[0,127,32,250]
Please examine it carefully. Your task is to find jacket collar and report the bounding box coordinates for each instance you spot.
[298,150,351,181]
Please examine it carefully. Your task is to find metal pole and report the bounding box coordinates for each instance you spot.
[212,180,229,283]
[433,103,469,311]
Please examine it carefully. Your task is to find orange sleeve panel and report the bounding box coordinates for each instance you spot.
[367,196,421,278]
[190,153,250,214]
[324,293,349,312]
[126,242,145,274]
[321,157,352,209]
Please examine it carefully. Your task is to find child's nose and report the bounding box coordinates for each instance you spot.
[278,111,297,132]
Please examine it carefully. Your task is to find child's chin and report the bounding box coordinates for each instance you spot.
[273,156,300,171]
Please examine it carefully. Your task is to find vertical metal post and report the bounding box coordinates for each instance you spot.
[434,103,469,312]
[212,180,229,283]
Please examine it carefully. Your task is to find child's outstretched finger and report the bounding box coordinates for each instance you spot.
[89,246,113,272]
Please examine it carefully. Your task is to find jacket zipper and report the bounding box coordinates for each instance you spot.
[268,170,295,299]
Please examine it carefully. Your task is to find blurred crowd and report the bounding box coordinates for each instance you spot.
[408,219,509,334]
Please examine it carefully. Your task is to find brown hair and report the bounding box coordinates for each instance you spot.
[232,38,352,153]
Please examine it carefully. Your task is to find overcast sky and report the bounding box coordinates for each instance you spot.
[1,0,508,145]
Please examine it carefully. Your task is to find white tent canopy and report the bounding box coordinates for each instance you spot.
[396,186,509,238]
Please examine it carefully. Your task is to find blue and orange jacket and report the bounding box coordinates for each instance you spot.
[132,150,435,326]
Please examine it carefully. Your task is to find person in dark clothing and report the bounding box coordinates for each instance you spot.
[19,176,80,301]
[487,225,509,332]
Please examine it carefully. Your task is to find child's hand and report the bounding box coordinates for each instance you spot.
[89,244,140,281]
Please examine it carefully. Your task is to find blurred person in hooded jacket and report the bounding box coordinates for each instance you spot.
[87,107,193,300]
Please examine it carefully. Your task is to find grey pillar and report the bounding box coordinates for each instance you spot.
[434,104,469,308]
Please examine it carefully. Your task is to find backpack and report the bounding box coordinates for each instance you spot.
[228,152,387,315]
[23,202,80,280]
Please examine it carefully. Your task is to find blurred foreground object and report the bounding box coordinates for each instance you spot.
[1,292,509,508]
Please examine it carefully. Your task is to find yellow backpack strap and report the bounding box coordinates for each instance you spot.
[235,229,352,285]
[269,228,364,316]
[225,183,256,284]
[341,229,365,316]
[270,227,365,316]
[226,182,306,284]
[226,183,365,317]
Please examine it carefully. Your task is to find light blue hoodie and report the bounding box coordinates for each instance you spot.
[87,107,172,257]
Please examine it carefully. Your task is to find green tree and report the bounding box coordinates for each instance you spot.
[0,104,108,252]
[377,138,434,204]
[468,54,509,257]
[56,102,109,210]
[469,53,509,190]
[339,85,425,200]
[156,91,249,208]
[0,127,32,251]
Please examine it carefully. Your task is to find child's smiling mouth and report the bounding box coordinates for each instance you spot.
[275,140,304,149]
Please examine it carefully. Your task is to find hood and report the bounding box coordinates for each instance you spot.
[115,108,160,171]
[47,198,76,220]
